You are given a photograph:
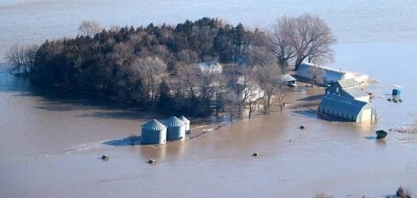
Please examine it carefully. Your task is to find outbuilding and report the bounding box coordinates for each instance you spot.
[297,63,351,85]
[318,94,377,123]
[179,115,191,133]
[141,119,167,145]
[280,74,297,87]
[297,63,368,86]
[326,79,370,102]
[163,116,186,141]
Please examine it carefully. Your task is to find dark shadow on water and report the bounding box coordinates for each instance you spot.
[292,109,318,119]
[364,136,387,145]
[3,77,163,120]
[364,136,377,140]
[80,111,160,120]
[297,94,324,101]
[103,136,142,146]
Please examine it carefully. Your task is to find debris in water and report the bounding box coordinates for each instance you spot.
[376,130,388,139]
[252,152,260,157]
[148,159,156,164]
[101,154,109,160]
[299,125,305,130]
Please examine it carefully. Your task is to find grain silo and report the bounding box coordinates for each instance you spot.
[163,116,186,141]
[179,115,190,133]
[141,119,167,145]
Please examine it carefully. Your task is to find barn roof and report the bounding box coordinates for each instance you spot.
[142,119,166,131]
[342,88,369,98]
[163,116,185,127]
[337,78,359,88]
[318,94,368,115]
[299,63,345,75]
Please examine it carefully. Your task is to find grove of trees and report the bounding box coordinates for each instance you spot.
[5,14,336,118]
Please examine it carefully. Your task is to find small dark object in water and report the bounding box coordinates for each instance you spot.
[101,154,109,160]
[299,125,305,130]
[148,159,156,164]
[376,130,388,139]
[396,186,412,198]
[252,152,260,157]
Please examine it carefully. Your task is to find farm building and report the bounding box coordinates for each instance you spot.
[198,61,222,74]
[280,74,297,87]
[179,115,191,133]
[318,94,377,123]
[141,119,167,145]
[163,116,186,141]
[296,63,369,85]
[325,78,370,102]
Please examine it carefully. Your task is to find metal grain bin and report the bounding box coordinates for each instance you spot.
[141,119,167,145]
[163,116,185,141]
[179,115,190,133]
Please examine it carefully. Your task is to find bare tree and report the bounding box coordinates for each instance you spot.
[256,63,285,114]
[237,66,260,118]
[309,65,326,87]
[5,44,38,75]
[270,14,337,71]
[78,20,104,37]
[246,46,285,114]
[132,57,167,108]
[223,91,240,121]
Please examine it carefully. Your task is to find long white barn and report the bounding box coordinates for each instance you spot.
[296,63,368,85]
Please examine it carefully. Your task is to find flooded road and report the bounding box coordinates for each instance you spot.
[1,0,417,197]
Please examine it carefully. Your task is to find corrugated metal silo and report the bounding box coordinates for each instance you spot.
[163,116,185,141]
[179,115,190,133]
[141,119,167,145]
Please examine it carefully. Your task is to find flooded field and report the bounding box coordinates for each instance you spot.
[1,0,417,197]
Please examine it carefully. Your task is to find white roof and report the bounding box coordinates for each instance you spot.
[179,115,190,123]
[163,116,185,127]
[142,119,166,131]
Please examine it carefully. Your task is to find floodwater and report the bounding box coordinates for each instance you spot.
[1,1,417,197]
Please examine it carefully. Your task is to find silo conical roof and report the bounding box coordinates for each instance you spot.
[163,116,185,127]
[142,119,166,130]
[179,115,190,123]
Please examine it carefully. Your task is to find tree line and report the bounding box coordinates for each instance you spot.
[5,14,336,118]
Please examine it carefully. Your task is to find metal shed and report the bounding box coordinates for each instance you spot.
[163,116,186,141]
[141,119,167,145]
[318,94,377,123]
[179,115,190,133]
[297,63,355,85]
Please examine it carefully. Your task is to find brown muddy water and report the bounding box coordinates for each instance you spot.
[1,64,417,198]
[2,1,417,197]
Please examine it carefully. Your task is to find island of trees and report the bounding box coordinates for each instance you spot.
[6,14,336,118]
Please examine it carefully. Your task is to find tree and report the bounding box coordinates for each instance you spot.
[247,46,285,114]
[270,14,337,71]
[226,65,260,119]
[132,57,167,108]
[78,20,103,37]
[5,44,38,75]
[256,63,285,114]
[308,65,326,87]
